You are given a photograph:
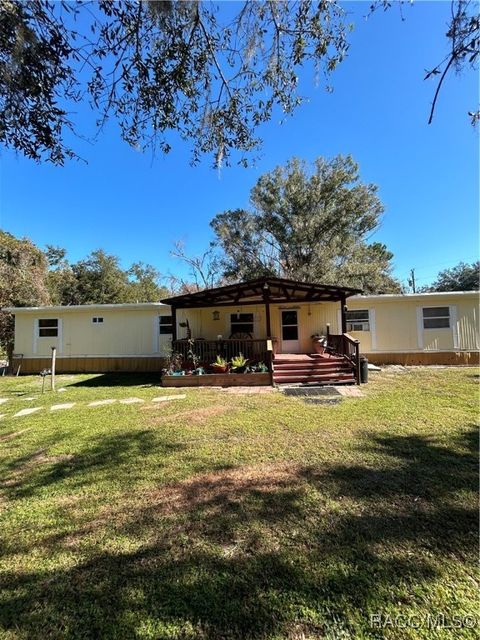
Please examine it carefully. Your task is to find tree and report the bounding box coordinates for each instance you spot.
[0,0,348,166]
[169,240,223,293]
[210,155,401,293]
[60,249,131,305]
[427,261,479,292]
[127,262,168,302]
[46,247,167,304]
[0,1,476,167]
[0,230,51,359]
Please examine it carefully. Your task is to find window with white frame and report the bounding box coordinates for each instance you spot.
[92,317,104,324]
[230,313,254,336]
[38,319,58,337]
[422,307,450,329]
[346,309,370,332]
[159,315,173,335]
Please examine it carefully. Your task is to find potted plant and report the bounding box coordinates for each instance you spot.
[230,353,248,373]
[163,350,184,375]
[211,355,229,374]
[252,361,268,373]
[186,339,201,374]
[311,333,327,355]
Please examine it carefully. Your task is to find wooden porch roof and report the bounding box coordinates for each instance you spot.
[160,277,362,309]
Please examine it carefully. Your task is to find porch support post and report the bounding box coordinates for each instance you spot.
[340,294,347,334]
[263,286,272,338]
[171,305,177,342]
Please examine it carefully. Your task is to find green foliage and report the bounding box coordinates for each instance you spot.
[427,261,479,292]
[0,230,51,355]
[230,353,248,370]
[47,249,167,305]
[211,155,401,293]
[211,355,228,368]
[164,350,183,374]
[186,339,200,370]
[0,0,349,166]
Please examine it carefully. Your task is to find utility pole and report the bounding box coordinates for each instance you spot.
[408,268,416,293]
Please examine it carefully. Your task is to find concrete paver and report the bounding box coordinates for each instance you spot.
[14,407,42,417]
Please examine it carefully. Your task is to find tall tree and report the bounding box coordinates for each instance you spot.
[62,250,131,305]
[211,156,401,293]
[0,230,51,359]
[46,248,168,304]
[0,1,476,166]
[427,261,479,292]
[127,262,168,302]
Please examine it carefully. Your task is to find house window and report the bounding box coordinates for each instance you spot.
[423,307,450,329]
[159,315,173,335]
[346,309,370,332]
[38,319,58,337]
[92,317,104,324]
[230,313,254,336]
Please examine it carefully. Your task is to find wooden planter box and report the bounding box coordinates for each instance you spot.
[162,372,272,387]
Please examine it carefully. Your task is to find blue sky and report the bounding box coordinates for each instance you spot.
[0,1,478,290]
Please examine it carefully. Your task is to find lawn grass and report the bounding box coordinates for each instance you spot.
[0,367,478,639]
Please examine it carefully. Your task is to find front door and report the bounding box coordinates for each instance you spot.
[280,309,300,353]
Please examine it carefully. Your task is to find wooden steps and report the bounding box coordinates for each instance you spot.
[273,354,355,386]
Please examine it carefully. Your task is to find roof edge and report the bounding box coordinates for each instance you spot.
[2,302,169,313]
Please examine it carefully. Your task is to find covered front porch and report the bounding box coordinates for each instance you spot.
[160,276,362,385]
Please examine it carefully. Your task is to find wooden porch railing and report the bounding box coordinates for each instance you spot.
[172,339,273,368]
[326,331,361,385]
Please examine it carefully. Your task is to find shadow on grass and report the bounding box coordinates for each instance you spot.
[0,427,478,639]
[69,373,162,388]
[1,429,184,500]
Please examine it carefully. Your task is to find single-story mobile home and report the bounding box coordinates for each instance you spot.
[5,277,479,385]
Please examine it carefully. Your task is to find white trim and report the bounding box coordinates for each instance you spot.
[370,308,377,350]
[4,302,170,313]
[416,307,424,349]
[350,291,479,302]
[152,316,159,353]
[58,318,63,355]
[33,318,38,354]
[337,309,342,334]
[450,305,459,349]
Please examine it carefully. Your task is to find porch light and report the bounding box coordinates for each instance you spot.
[212,310,220,321]
[263,282,269,290]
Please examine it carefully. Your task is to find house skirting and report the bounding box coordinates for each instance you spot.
[12,356,167,374]
[363,351,480,366]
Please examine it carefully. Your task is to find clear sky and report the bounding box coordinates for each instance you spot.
[0,1,478,290]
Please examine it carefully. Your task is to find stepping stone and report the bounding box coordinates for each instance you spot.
[24,397,36,401]
[14,407,42,417]
[51,403,76,411]
[119,397,145,404]
[58,388,67,393]
[0,399,8,405]
[152,395,186,403]
[88,399,116,407]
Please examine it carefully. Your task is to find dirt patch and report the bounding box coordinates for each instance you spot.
[0,428,32,442]
[64,462,304,547]
[147,405,230,425]
[150,463,300,513]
